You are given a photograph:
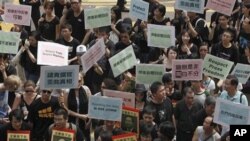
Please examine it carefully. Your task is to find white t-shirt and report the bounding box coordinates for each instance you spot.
[196,126,221,141]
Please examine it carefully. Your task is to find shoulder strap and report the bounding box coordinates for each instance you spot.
[203,131,216,141]
[195,18,207,28]
[240,92,244,104]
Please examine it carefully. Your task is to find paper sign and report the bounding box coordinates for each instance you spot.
[203,54,234,80]
[103,89,135,108]
[84,7,111,29]
[4,3,31,26]
[206,0,236,16]
[112,133,137,141]
[214,98,250,127]
[7,130,30,141]
[80,38,106,73]
[109,46,137,77]
[129,0,149,21]
[88,95,122,121]
[37,41,68,66]
[136,64,165,84]
[172,59,203,81]
[147,24,175,48]
[0,31,20,54]
[121,106,139,136]
[175,0,205,14]
[40,65,79,89]
[231,63,250,84]
[51,129,74,141]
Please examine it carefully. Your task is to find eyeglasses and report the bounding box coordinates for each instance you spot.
[25,90,34,93]
[42,90,52,94]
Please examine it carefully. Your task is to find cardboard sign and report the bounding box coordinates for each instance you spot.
[0,31,20,54]
[4,3,31,26]
[214,98,250,127]
[40,65,79,89]
[103,89,135,108]
[84,7,111,29]
[203,54,234,80]
[112,133,137,141]
[121,106,139,136]
[129,0,149,21]
[37,41,68,66]
[51,129,74,141]
[172,59,203,81]
[81,38,106,73]
[7,130,30,141]
[147,24,175,48]
[88,95,123,121]
[175,0,205,14]
[136,64,165,84]
[206,0,236,16]
[231,63,250,84]
[109,46,137,77]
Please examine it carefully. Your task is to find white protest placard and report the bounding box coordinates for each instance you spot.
[88,95,122,121]
[80,38,106,73]
[172,59,203,81]
[84,7,111,29]
[136,64,165,84]
[175,0,205,14]
[129,0,149,21]
[206,0,236,16]
[0,31,20,54]
[214,98,250,127]
[4,3,31,26]
[203,54,234,80]
[109,46,137,77]
[231,63,250,84]
[147,24,175,48]
[40,65,79,90]
[37,41,68,66]
[103,89,135,108]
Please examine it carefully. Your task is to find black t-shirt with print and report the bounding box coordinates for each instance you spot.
[27,96,60,140]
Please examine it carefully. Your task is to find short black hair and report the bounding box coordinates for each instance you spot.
[61,23,73,32]
[9,109,24,122]
[150,81,163,95]
[183,87,194,97]
[204,96,216,106]
[159,121,175,140]
[155,4,166,17]
[226,74,238,87]
[162,73,172,84]
[143,105,156,117]
[140,122,154,136]
[103,78,118,90]
[54,107,68,120]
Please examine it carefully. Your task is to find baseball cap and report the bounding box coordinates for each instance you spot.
[76,45,87,56]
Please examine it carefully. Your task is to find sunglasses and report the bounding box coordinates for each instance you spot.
[42,90,52,94]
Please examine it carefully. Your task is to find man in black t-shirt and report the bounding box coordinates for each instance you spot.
[56,24,80,64]
[145,81,175,127]
[28,89,61,141]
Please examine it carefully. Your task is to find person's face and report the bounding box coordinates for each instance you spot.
[125,117,133,127]
[70,0,80,11]
[185,90,194,106]
[242,5,250,16]
[245,47,250,57]
[98,32,109,41]
[224,79,236,93]
[191,81,201,90]
[154,8,162,17]
[218,16,228,26]
[28,36,37,47]
[41,90,52,102]
[135,92,144,102]
[140,134,152,141]
[203,117,213,131]
[164,81,174,90]
[143,113,154,124]
[120,33,130,45]
[11,117,22,130]
[167,49,177,60]
[199,45,208,59]
[24,86,35,94]
[182,32,190,43]
[153,85,166,102]
[54,114,67,129]
[105,120,115,130]
[205,104,215,116]
[61,28,72,38]
[221,32,232,44]
[45,7,53,15]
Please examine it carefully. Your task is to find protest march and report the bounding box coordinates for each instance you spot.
[1,0,250,141]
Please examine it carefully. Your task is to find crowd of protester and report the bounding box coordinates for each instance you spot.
[0,0,250,140]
